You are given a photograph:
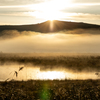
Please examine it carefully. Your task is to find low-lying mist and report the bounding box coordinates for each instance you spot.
[0,29,100,53]
[0,55,100,80]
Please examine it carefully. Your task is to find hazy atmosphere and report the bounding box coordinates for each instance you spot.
[0,29,100,53]
[0,1,100,99]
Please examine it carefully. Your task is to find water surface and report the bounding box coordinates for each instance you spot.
[0,64,99,81]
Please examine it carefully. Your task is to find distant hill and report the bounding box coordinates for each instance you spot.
[0,20,100,33]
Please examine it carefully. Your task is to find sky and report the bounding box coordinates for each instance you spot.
[0,0,100,25]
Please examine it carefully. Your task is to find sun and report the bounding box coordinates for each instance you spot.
[29,0,73,21]
[34,5,62,21]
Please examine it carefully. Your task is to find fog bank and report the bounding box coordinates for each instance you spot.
[0,29,100,53]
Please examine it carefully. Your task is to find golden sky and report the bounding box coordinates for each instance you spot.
[0,0,100,25]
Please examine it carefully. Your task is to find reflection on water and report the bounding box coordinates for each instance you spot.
[0,64,99,81]
[37,71,66,80]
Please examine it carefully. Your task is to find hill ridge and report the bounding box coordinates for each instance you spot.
[0,20,100,33]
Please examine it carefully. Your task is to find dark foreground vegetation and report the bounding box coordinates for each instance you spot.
[0,80,100,100]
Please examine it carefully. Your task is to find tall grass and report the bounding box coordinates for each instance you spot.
[5,67,24,81]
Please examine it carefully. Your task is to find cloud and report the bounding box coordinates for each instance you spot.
[73,0,100,3]
[0,11,36,17]
[57,29,100,36]
[62,13,100,21]
[0,29,100,39]
[0,30,20,39]
[62,5,100,15]
[0,0,44,6]
[72,13,100,20]
[0,30,39,39]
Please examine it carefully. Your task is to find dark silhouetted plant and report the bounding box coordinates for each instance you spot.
[5,66,24,81]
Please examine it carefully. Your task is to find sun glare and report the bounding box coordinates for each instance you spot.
[29,0,73,21]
